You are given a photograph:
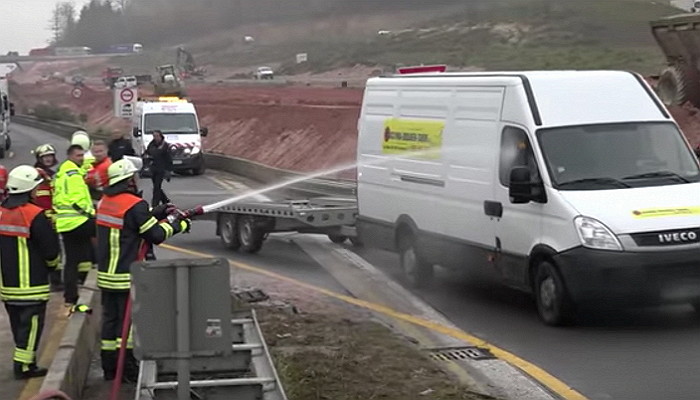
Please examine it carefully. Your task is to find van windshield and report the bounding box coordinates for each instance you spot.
[537,122,700,190]
[144,113,198,134]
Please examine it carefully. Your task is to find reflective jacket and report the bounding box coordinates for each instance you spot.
[86,158,112,200]
[82,150,96,173]
[0,197,61,302]
[53,160,94,233]
[96,186,185,291]
[33,166,55,211]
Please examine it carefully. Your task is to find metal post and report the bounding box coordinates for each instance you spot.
[176,265,191,400]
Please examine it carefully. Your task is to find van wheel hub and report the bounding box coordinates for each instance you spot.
[540,277,556,310]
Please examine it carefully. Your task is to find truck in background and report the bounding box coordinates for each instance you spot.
[0,76,14,158]
[100,43,143,55]
[131,96,208,175]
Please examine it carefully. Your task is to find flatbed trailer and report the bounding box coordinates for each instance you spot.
[214,197,360,253]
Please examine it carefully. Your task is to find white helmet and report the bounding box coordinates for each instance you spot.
[108,158,139,186]
[71,130,91,151]
[122,155,143,171]
[7,165,43,194]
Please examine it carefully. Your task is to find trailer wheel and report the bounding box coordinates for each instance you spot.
[238,216,264,253]
[398,230,433,288]
[657,66,691,106]
[328,234,348,244]
[219,214,241,251]
[534,261,575,326]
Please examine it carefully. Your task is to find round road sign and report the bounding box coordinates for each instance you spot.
[71,87,83,99]
[120,88,134,103]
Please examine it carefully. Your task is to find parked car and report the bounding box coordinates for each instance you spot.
[255,67,274,80]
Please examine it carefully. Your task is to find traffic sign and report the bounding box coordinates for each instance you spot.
[121,103,133,118]
[120,88,134,102]
[71,87,83,99]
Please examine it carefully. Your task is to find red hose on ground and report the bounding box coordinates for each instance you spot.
[109,243,149,400]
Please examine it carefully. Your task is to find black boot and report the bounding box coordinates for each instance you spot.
[101,350,117,381]
[123,350,139,383]
[14,362,48,380]
[50,270,64,292]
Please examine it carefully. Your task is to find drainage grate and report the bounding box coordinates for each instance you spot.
[232,288,269,303]
[428,347,496,362]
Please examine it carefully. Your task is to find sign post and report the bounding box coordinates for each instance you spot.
[114,87,137,119]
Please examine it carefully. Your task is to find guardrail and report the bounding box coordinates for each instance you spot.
[12,115,356,198]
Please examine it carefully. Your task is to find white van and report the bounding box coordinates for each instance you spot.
[357,70,700,325]
[132,97,208,175]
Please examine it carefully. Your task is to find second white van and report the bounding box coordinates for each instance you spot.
[357,70,700,325]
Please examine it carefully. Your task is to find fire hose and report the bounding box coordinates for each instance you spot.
[28,390,72,400]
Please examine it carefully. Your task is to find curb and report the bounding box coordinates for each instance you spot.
[12,115,355,198]
[39,272,101,400]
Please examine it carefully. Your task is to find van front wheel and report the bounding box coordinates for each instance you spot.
[399,234,433,288]
[535,261,575,326]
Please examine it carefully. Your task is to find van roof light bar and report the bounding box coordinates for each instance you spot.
[397,65,447,74]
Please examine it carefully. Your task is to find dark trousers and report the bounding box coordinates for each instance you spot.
[61,219,95,304]
[100,291,137,380]
[4,302,46,371]
[151,171,170,207]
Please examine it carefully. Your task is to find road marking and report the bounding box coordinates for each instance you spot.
[206,175,272,202]
[160,243,588,400]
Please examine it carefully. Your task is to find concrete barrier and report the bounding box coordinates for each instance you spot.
[39,272,101,400]
[13,115,356,197]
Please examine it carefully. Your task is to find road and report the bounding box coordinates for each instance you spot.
[6,123,700,400]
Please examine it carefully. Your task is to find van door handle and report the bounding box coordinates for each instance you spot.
[484,201,503,218]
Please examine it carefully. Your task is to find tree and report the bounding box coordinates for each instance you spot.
[48,1,77,45]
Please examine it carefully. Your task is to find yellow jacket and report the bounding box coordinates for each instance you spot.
[53,160,94,233]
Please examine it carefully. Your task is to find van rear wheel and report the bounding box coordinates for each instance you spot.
[534,261,575,326]
[399,233,433,288]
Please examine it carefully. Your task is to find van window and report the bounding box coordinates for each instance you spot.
[499,126,539,187]
[537,122,700,190]
[144,113,198,134]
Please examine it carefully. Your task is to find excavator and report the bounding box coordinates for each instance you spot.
[153,64,186,97]
[176,47,206,77]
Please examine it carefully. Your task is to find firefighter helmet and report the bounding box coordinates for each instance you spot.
[107,158,139,186]
[34,144,56,158]
[6,165,43,194]
[71,130,91,151]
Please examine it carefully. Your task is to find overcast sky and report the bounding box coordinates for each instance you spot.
[1,0,92,54]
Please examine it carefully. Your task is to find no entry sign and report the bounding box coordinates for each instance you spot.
[120,88,134,103]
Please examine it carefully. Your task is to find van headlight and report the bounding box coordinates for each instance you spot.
[574,216,623,251]
[191,146,201,154]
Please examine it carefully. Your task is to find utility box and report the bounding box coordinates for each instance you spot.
[131,257,232,360]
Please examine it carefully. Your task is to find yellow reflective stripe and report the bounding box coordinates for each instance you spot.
[47,256,60,268]
[1,292,50,301]
[108,228,120,275]
[18,238,29,289]
[78,261,92,272]
[1,285,50,294]
[27,315,39,356]
[97,271,130,290]
[159,222,174,239]
[139,217,158,234]
[14,348,34,363]
[101,340,117,351]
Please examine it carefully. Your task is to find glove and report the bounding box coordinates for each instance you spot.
[179,219,192,234]
[165,170,172,182]
[152,203,176,220]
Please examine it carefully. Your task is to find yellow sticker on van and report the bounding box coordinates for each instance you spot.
[632,207,700,219]
[382,118,444,159]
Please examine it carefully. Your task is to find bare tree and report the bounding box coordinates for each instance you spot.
[48,3,63,44]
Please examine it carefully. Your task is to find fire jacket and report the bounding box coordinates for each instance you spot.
[0,197,61,302]
[96,184,186,291]
[86,158,112,200]
[33,166,55,211]
[53,160,94,233]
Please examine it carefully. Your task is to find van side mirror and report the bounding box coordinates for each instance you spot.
[133,127,141,137]
[200,127,208,137]
[509,166,546,204]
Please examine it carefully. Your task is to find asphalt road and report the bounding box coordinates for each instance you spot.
[9,123,700,400]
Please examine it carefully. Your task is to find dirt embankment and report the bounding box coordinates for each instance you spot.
[11,79,700,178]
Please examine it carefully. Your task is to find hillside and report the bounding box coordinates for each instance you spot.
[170,0,679,75]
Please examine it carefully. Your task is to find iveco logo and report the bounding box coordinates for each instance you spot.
[658,231,698,243]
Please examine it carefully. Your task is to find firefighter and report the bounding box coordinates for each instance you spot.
[53,144,95,312]
[71,130,95,171]
[97,158,190,381]
[0,164,8,201]
[86,140,112,200]
[0,165,61,379]
[33,144,63,291]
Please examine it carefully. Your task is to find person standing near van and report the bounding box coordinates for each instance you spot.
[144,130,173,207]
[108,130,135,162]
